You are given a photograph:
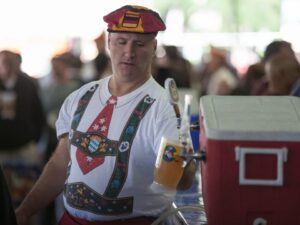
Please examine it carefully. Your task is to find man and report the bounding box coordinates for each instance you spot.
[264,53,300,96]
[0,50,46,210]
[16,5,196,225]
[251,39,296,95]
[0,50,45,155]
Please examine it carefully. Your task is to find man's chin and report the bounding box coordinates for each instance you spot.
[118,67,136,76]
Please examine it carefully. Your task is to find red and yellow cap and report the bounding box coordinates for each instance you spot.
[103,5,166,34]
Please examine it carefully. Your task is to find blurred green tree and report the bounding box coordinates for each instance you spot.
[154,0,280,32]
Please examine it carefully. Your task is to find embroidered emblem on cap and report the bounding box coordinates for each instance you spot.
[103,5,166,34]
[122,11,140,28]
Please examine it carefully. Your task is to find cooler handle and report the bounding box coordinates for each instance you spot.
[235,146,288,186]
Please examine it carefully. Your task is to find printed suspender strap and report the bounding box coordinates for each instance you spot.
[65,94,155,215]
[64,182,134,215]
[67,84,99,178]
[104,95,155,198]
[71,84,99,131]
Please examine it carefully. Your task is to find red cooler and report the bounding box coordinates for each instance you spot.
[199,96,300,225]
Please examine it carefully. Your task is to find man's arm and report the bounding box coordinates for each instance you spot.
[15,135,70,225]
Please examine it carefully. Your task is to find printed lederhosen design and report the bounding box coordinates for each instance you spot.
[65,84,155,215]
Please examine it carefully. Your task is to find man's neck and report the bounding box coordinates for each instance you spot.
[108,75,150,96]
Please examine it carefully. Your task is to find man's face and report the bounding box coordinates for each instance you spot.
[108,32,157,82]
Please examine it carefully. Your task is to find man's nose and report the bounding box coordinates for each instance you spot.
[124,43,136,58]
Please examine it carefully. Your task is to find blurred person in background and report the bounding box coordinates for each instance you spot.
[0,50,46,217]
[153,45,192,88]
[231,62,265,95]
[251,39,296,95]
[81,31,112,83]
[38,51,84,225]
[16,5,196,225]
[264,53,300,96]
[0,50,45,153]
[263,40,295,63]
[39,51,83,163]
[92,32,112,80]
[195,46,239,96]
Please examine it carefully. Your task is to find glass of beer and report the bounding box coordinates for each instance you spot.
[153,136,184,190]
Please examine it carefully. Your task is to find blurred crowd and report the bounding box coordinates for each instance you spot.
[0,33,300,224]
[154,39,300,98]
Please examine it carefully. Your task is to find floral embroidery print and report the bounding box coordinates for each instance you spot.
[64,182,133,215]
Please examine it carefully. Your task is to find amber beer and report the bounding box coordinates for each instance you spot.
[154,137,184,189]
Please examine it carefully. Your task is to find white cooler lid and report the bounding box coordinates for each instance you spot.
[200,96,300,141]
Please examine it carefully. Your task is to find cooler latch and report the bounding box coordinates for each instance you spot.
[235,146,288,186]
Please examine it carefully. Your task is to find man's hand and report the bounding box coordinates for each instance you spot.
[176,159,197,191]
[15,207,29,225]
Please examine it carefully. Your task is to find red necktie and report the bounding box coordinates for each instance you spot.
[76,96,117,174]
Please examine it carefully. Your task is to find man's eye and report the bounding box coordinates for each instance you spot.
[136,42,145,47]
[117,39,126,45]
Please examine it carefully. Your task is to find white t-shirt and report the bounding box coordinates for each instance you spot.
[56,76,179,221]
